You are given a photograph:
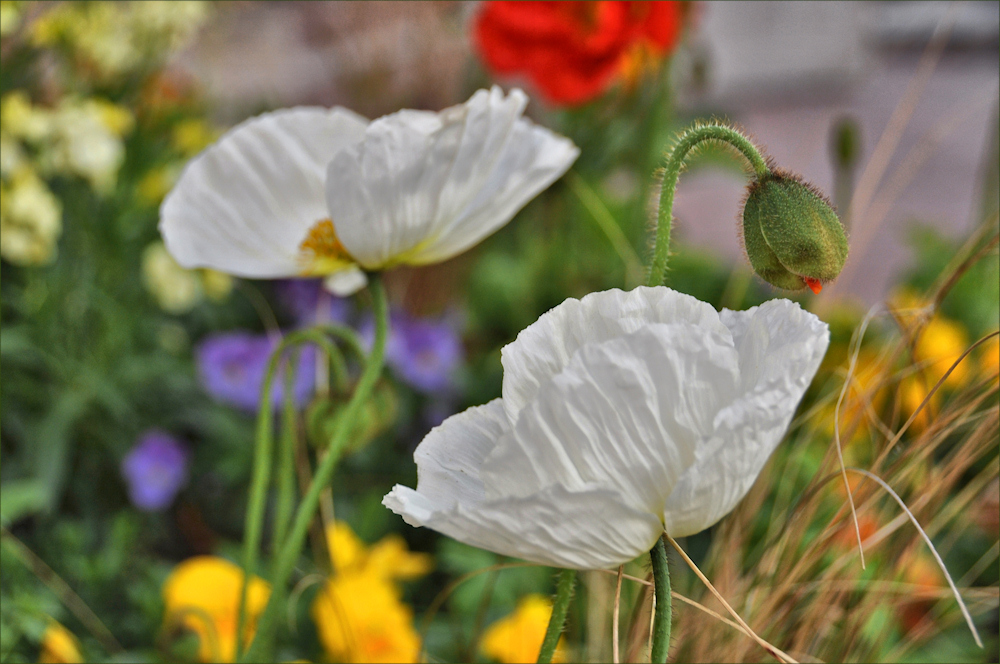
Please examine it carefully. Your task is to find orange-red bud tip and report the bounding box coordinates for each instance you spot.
[804,277,823,294]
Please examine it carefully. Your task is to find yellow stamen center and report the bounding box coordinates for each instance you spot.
[298,219,356,276]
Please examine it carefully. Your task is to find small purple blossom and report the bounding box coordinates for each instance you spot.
[364,310,463,394]
[277,279,350,326]
[196,332,316,412]
[121,431,189,511]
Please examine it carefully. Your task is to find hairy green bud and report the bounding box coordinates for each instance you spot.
[741,172,848,293]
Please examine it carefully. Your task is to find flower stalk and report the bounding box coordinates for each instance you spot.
[242,274,390,662]
[647,123,770,288]
[649,535,672,663]
[537,568,577,664]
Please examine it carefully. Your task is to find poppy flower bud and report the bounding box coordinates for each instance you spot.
[741,172,848,293]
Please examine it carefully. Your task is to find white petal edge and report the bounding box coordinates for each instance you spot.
[160,106,368,277]
[326,87,578,269]
[662,299,830,536]
[500,286,731,426]
[386,481,663,570]
[323,267,368,296]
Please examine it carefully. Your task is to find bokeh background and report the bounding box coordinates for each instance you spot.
[1,2,997,663]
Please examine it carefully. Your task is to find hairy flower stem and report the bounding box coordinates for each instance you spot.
[242,275,389,662]
[234,329,349,661]
[647,123,770,288]
[650,535,672,663]
[537,568,577,664]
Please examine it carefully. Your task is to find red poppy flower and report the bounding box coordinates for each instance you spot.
[474,1,685,107]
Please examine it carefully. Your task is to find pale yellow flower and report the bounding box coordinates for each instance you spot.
[311,572,422,664]
[31,2,207,79]
[480,594,566,664]
[0,169,62,265]
[162,556,270,663]
[0,1,23,37]
[143,242,202,314]
[142,242,232,313]
[44,99,132,195]
[1,92,51,141]
[38,620,83,664]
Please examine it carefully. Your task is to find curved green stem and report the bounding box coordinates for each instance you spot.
[650,535,672,663]
[647,123,770,288]
[233,327,359,660]
[242,274,389,662]
[537,569,577,664]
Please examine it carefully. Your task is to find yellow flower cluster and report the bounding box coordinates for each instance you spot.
[0,91,132,265]
[311,521,432,664]
[480,594,567,664]
[0,1,23,37]
[142,241,232,314]
[30,1,208,81]
[162,556,271,663]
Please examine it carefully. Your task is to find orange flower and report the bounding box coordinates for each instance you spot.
[474,1,686,106]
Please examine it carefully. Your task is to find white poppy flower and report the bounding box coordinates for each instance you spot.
[383,287,829,570]
[159,87,579,295]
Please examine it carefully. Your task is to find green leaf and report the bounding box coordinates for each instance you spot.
[0,479,48,526]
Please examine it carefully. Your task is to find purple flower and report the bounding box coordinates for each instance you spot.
[196,332,316,412]
[364,311,463,394]
[276,279,350,326]
[121,431,189,511]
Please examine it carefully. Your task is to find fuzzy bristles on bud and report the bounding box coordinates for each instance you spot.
[741,170,848,292]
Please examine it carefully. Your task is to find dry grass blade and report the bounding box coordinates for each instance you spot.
[1,528,124,654]
[875,330,999,466]
[665,534,798,664]
[834,304,883,569]
[845,468,984,648]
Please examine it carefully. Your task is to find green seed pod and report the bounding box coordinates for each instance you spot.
[741,171,848,293]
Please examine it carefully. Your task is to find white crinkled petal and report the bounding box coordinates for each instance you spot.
[326,87,578,269]
[500,286,730,425]
[662,299,830,537]
[385,482,663,570]
[484,323,738,515]
[160,107,368,277]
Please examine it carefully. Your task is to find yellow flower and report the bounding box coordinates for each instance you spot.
[38,620,83,664]
[172,119,217,157]
[480,594,566,664]
[162,556,270,663]
[326,521,432,582]
[913,316,968,387]
[0,168,62,266]
[138,165,180,205]
[311,572,422,664]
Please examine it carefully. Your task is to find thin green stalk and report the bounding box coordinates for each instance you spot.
[273,348,301,551]
[647,123,770,288]
[650,535,672,663]
[242,275,389,662]
[537,569,577,664]
[234,327,354,661]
